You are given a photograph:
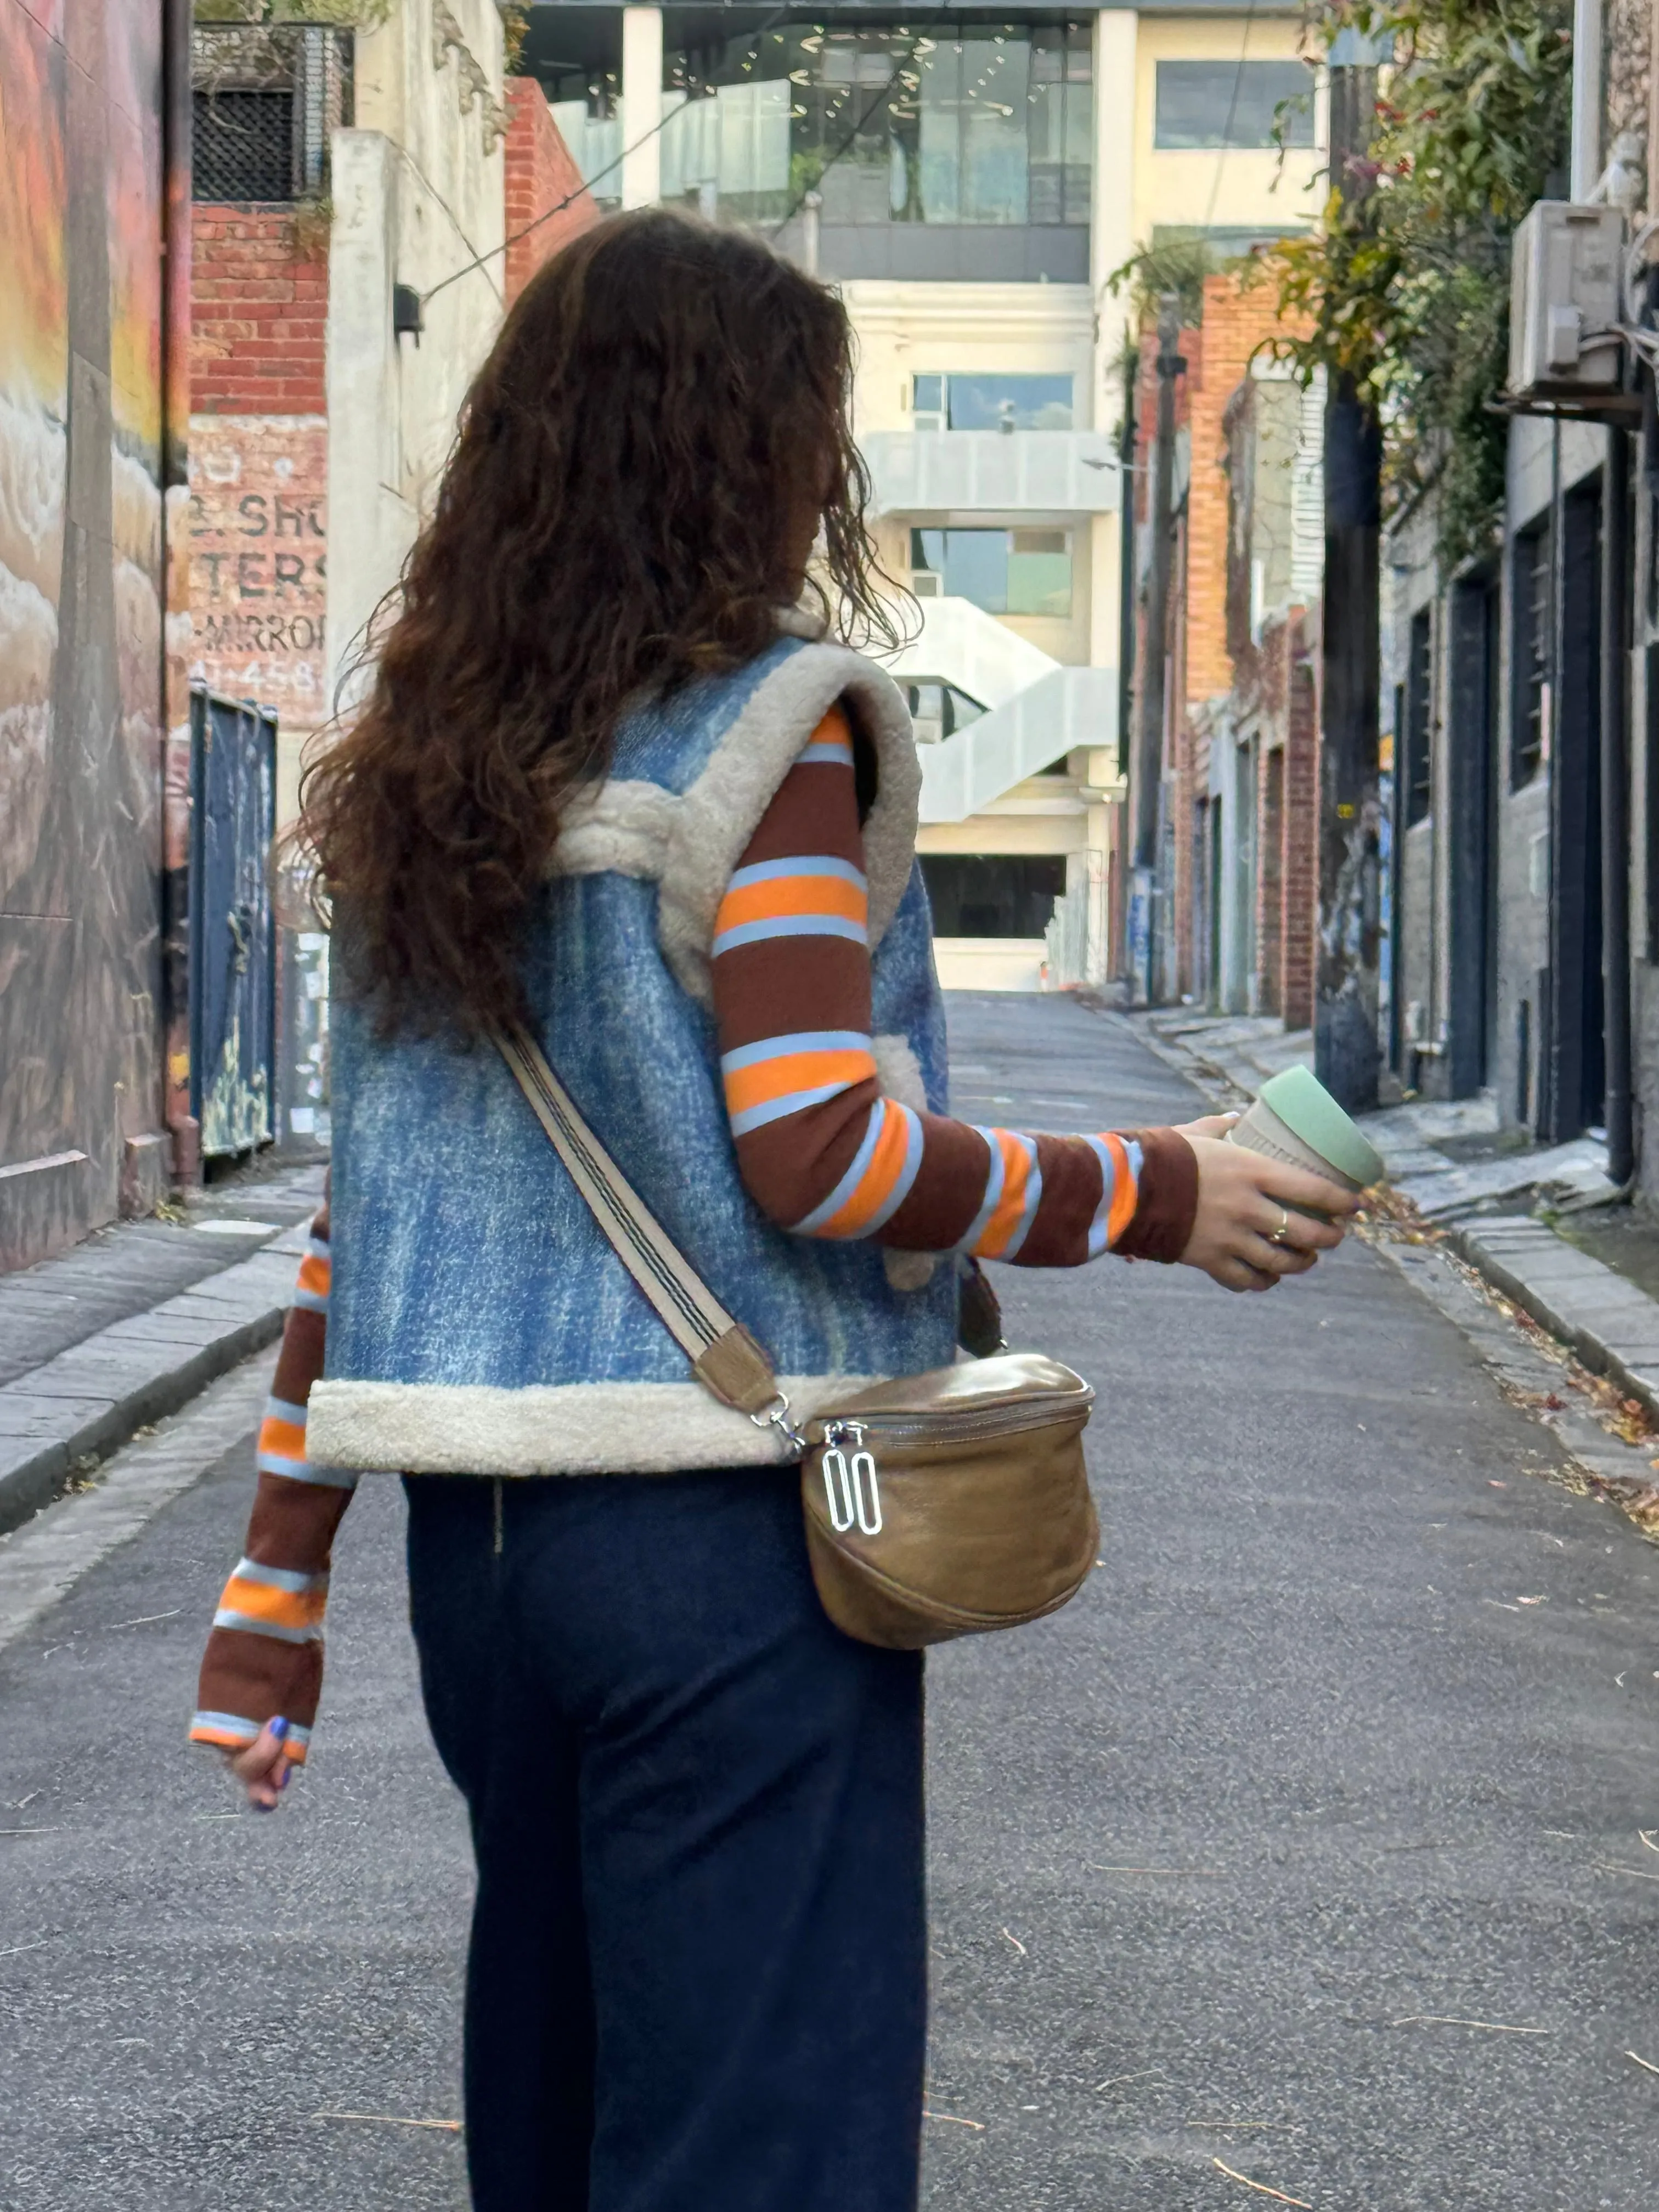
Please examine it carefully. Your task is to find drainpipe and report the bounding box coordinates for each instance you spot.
[1131,294,1182,1001]
[1602,422,1634,1184]
[1115,347,1137,786]
[160,0,199,1188]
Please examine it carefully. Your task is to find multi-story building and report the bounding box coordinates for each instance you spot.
[518,1,1327,988]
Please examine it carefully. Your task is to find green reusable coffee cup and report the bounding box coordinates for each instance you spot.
[1226,1064,1384,1217]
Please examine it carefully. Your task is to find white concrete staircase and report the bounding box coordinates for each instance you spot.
[881,596,1116,823]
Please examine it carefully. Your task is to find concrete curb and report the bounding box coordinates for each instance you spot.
[1446,1218,1659,1424]
[0,1247,296,1537]
[1110,1009,1659,1421]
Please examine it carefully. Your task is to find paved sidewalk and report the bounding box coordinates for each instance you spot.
[0,1163,324,1536]
[1127,1008,1659,1427]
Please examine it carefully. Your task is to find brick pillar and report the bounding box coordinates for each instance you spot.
[504,79,599,304]
[1257,743,1284,1017]
[1279,614,1319,1031]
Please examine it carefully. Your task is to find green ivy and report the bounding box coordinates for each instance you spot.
[1254,0,1573,567]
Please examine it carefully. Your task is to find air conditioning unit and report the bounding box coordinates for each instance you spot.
[910,570,940,596]
[911,409,946,434]
[1508,202,1624,400]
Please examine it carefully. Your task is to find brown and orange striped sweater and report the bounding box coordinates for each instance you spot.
[192,708,1197,1757]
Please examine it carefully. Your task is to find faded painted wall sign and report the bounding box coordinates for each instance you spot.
[188,416,327,727]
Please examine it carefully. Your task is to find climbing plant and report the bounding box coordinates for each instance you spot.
[1255,0,1573,565]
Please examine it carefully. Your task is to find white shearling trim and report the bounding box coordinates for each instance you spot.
[871,1033,927,1113]
[550,780,678,879]
[657,643,921,1006]
[306,1374,884,1477]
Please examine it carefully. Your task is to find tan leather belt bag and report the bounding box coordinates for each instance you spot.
[495,1024,1099,1649]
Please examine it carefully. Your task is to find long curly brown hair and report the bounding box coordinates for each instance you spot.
[302,208,896,1036]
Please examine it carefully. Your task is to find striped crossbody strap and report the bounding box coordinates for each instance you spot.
[491,1023,803,1446]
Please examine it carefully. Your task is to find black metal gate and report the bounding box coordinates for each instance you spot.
[189,689,277,1158]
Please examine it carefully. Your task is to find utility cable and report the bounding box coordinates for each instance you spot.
[421,3,793,309]
[765,10,952,240]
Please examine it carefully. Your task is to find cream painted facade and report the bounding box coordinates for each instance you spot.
[830,4,1317,990]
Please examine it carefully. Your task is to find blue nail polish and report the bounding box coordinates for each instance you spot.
[278,1765,291,1790]
[253,1799,273,1814]
[268,1716,289,1742]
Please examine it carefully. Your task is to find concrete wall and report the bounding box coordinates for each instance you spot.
[325,0,506,711]
[0,0,177,1268]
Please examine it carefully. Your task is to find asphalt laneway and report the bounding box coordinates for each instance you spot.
[2,996,1658,2209]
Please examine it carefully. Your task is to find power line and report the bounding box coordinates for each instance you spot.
[422,4,793,309]
[1203,0,1261,232]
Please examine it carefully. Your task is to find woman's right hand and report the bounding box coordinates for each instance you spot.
[225,1717,295,1812]
[1174,1118,1361,1293]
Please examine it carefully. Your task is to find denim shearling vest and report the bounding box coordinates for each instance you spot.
[305,631,960,1477]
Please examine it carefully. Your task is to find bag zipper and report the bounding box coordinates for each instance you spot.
[823,1392,1093,1451]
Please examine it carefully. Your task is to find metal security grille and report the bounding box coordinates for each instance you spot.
[192,22,353,202]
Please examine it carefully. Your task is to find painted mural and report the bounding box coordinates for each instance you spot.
[0,0,172,1268]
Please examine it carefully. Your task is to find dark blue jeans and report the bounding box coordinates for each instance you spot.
[404,1467,927,2212]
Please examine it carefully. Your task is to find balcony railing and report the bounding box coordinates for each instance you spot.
[861,430,1121,519]
[192,22,353,202]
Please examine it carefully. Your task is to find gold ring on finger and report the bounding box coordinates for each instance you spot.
[1271,1204,1292,1246]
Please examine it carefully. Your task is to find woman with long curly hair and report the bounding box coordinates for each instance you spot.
[190,210,1351,2211]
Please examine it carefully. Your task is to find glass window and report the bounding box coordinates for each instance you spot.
[662,21,1093,229]
[1511,524,1549,789]
[911,527,1072,617]
[1404,608,1432,826]
[933,373,1074,430]
[1154,60,1316,150]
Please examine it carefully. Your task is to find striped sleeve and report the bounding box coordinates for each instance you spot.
[710,704,1198,1269]
[190,1198,356,1764]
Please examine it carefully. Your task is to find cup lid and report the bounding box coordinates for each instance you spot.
[1256,1065,1385,1187]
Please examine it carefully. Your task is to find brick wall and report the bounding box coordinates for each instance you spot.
[504,79,599,305]
[188,207,329,762]
[191,206,326,416]
[1280,619,1319,1030]
[1183,273,1300,710]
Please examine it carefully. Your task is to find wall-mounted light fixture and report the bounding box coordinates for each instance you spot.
[392,284,424,345]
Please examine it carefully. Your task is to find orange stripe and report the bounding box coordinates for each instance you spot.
[812,706,851,746]
[723,1047,876,1120]
[715,873,867,933]
[257,1414,307,1460]
[296,1253,331,1300]
[820,1100,912,1238]
[1104,1132,1136,1246]
[188,1723,309,1765]
[219,1576,325,1633]
[975,1132,1032,1260]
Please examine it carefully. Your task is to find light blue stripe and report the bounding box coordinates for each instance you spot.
[232,1559,324,1594]
[725,856,866,891]
[797,740,854,765]
[291,1286,330,1313]
[1085,1135,1116,1259]
[256,1452,358,1489]
[191,1709,259,1741]
[999,1135,1043,1261]
[954,1128,1006,1255]
[730,1081,861,1137]
[713,914,868,956]
[265,1396,309,1427]
[792,1098,885,1233]
[191,1712,314,1748]
[212,1610,321,1645]
[720,1029,871,1076]
[306,1236,330,1262]
[859,1103,926,1239]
